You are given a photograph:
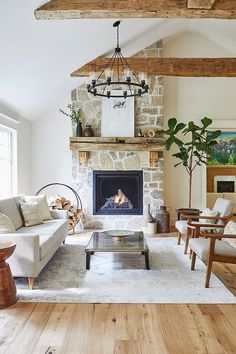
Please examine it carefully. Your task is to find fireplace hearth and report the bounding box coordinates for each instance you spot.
[93,170,143,215]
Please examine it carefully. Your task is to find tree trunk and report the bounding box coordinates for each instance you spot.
[188,172,192,209]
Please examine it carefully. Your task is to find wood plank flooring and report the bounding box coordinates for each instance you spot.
[1,303,236,354]
[1,231,236,353]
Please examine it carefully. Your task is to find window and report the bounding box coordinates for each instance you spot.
[0,125,17,198]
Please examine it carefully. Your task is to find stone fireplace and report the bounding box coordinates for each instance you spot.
[70,41,164,229]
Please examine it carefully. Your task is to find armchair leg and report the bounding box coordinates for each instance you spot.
[191,252,196,270]
[205,259,213,288]
[184,233,189,254]
[28,277,35,290]
[177,232,181,245]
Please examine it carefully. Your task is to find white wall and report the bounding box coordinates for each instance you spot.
[163,32,236,223]
[32,96,72,193]
[0,105,32,195]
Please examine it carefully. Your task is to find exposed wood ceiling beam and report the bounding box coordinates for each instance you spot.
[71,57,236,77]
[187,0,216,9]
[35,0,236,20]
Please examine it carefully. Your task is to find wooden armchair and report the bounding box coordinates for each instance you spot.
[175,198,234,254]
[188,224,236,287]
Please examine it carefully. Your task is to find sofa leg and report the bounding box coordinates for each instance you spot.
[63,240,65,245]
[28,277,35,290]
[191,252,196,270]
[177,232,181,245]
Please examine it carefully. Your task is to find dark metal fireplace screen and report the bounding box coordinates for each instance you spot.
[93,170,143,215]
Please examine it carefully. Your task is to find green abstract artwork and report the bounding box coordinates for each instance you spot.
[208,132,236,165]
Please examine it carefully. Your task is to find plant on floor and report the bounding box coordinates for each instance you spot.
[157,117,221,208]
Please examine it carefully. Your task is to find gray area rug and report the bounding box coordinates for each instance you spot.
[16,236,236,303]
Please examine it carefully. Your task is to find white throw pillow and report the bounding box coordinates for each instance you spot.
[199,208,218,223]
[223,220,236,248]
[0,213,16,233]
[20,202,44,227]
[24,194,52,221]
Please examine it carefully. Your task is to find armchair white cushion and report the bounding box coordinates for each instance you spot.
[175,198,234,254]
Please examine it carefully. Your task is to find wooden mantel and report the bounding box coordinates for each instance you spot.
[69,137,165,167]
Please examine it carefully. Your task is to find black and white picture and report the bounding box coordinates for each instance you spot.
[101,90,134,137]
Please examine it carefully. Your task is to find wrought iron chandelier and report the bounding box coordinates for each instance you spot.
[87,21,148,99]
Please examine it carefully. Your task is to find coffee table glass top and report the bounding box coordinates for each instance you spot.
[85,231,148,252]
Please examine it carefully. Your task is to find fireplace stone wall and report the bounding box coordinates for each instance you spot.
[71,41,164,229]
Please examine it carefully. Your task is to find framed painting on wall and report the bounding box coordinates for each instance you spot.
[101,90,134,137]
[208,131,236,166]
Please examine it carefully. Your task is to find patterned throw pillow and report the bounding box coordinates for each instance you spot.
[20,202,44,227]
[223,220,236,249]
[24,194,52,221]
[0,213,16,233]
[199,208,218,223]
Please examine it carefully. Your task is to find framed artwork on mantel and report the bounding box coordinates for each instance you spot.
[101,90,134,137]
[208,131,236,166]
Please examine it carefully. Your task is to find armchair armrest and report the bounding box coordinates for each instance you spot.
[198,232,236,239]
[184,214,225,221]
[50,209,69,219]
[187,222,225,230]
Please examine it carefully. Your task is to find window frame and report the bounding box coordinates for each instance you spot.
[0,123,17,198]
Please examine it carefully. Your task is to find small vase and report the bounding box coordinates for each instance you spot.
[76,123,82,137]
[83,124,94,137]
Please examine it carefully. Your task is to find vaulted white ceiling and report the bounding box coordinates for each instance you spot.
[0,1,236,121]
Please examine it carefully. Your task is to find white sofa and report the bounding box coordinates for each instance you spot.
[0,196,68,289]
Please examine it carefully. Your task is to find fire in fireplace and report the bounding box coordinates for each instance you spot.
[101,189,133,210]
[93,170,143,215]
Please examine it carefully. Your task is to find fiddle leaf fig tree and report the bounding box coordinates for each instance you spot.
[158,117,221,209]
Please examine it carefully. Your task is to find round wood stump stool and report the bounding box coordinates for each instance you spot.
[0,241,18,309]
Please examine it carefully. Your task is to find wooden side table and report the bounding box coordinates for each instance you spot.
[0,241,18,309]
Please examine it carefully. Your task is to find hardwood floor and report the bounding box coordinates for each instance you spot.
[1,231,236,353]
[1,303,236,353]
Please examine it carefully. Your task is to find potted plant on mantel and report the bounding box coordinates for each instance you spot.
[60,104,84,137]
[157,117,221,213]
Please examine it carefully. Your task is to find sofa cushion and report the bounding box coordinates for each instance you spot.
[0,197,23,229]
[24,194,52,221]
[0,213,16,233]
[189,238,236,262]
[20,202,44,227]
[16,219,68,259]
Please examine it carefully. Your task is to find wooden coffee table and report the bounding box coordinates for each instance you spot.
[0,241,18,309]
[85,231,150,270]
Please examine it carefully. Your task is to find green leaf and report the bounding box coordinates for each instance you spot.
[174,123,186,134]
[165,136,175,150]
[201,117,212,128]
[168,118,177,132]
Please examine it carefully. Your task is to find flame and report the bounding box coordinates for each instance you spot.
[113,189,127,205]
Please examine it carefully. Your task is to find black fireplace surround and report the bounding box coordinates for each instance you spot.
[93,170,143,215]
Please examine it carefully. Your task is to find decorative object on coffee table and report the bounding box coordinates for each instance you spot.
[85,231,150,270]
[36,183,83,232]
[104,229,135,242]
[0,241,18,309]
